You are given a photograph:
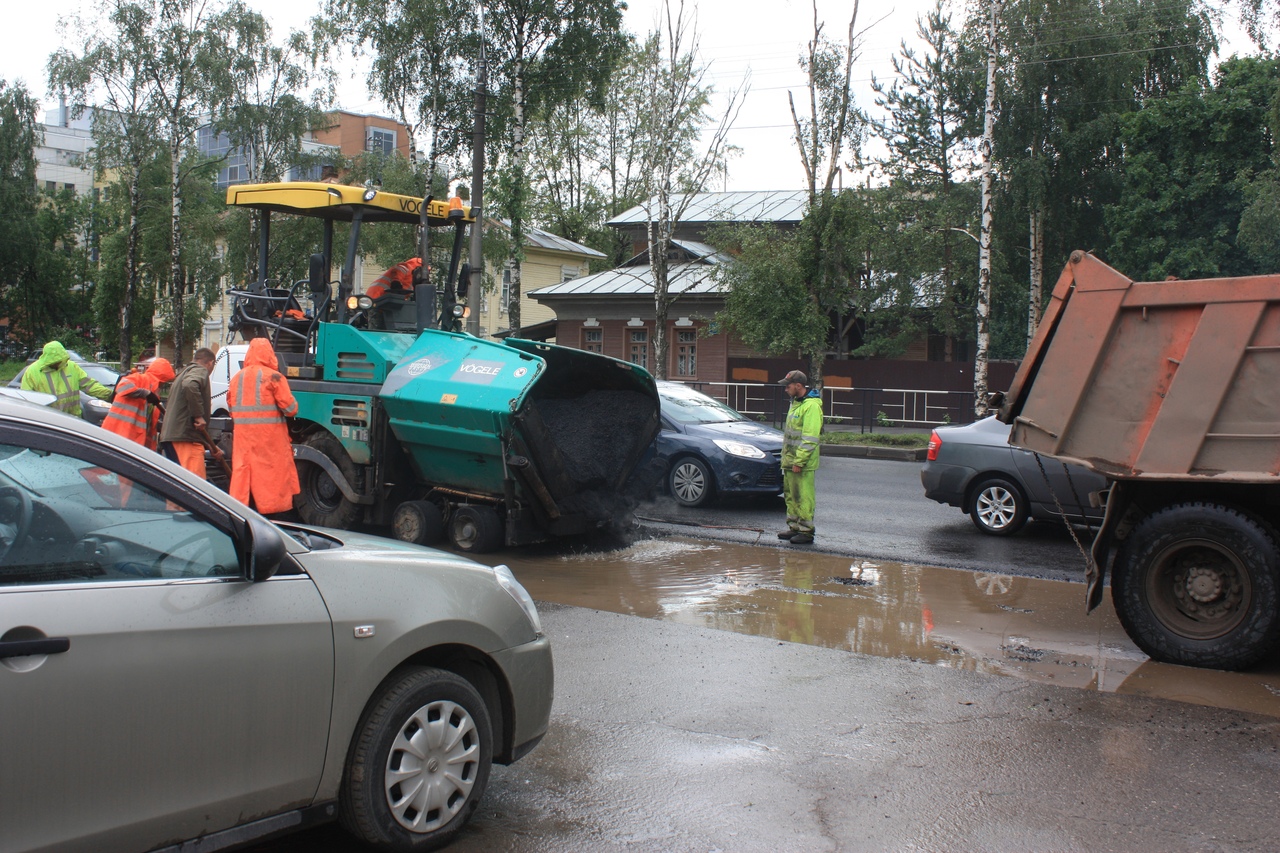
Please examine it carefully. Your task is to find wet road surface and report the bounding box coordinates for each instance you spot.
[495,536,1280,718]
[254,534,1280,852]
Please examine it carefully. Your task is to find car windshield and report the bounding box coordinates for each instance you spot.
[660,385,747,425]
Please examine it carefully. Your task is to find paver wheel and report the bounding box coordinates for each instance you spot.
[394,501,445,546]
[448,505,503,554]
[294,431,362,529]
[1112,503,1280,670]
[340,667,492,851]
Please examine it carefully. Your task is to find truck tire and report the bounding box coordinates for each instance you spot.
[294,430,363,529]
[1112,503,1280,670]
[449,505,503,554]
[393,500,444,546]
[968,477,1028,536]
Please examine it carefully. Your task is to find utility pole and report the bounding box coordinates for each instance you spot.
[974,0,1000,419]
[465,0,487,337]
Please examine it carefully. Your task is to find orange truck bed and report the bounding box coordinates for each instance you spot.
[997,250,1280,482]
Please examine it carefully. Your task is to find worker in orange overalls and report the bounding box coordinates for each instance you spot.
[228,337,299,516]
[366,257,422,300]
[103,357,176,449]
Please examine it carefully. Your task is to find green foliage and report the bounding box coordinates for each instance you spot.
[822,430,930,448]
[1105,56,1280,279]
[0,78,42,346]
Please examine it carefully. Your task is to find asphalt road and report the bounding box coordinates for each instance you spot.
[249,453,1280,853]
[635,454,1093,582]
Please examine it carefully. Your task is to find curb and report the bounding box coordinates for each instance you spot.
[820,443,926,462]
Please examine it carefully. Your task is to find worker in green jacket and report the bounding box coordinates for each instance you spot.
[20,341,113,417]
[777,369,823,545]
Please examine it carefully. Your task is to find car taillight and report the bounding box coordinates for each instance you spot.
[927,431,941,461]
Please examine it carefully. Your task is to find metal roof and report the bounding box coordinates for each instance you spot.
[607,191,809,227]
[492,219,605,258]
[530,260,724,299]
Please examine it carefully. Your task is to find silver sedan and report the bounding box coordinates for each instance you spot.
[0,398,552,852]
[920,415,1108,535]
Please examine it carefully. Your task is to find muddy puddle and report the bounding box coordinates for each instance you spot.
[496,535,1280,718]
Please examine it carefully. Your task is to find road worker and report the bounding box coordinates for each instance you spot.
[104,357,175,449]
[365,257,422,300]
[228,337,299,516]
[161,347,224,479]
[777,370,823,545]
[20,341,113,417]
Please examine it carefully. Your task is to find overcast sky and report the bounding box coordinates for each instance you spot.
[3,0,1257,192]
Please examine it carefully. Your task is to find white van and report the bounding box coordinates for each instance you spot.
[208,344,249,417]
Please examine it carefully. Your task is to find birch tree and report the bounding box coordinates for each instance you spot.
[629,1,744,379]
[786,0,865,382]
[50,1,164,366]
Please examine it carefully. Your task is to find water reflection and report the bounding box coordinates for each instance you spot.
[497,536,1280,718]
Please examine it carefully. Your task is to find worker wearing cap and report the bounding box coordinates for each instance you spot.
[20,341,113,417]
[777,369,823,545]
[161,347,224,479]
[104,357,176,449]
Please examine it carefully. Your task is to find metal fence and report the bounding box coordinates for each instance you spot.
[684,381,979,432]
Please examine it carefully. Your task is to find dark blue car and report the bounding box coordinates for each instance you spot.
[655,381,784,507]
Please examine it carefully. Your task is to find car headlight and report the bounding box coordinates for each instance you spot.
[713,439,766,459]
[493,564,542,636]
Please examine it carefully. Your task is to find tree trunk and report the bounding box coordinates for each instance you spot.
[1027,206,1044,349]
[170,142,185,366]
[975,0,999,419]
[121,171,142,368]
[507,61,526,335]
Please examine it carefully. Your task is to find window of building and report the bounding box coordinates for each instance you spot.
[675,329,697,377]
[63,183,74,194]
[561,265,581,283]
[367,127,396,155]
[629,329,649,369]
[584,328,603,353]
[44,181,56,192]
[501,265,512,315]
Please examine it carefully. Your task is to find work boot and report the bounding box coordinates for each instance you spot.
[777,530,798,540]
[789,532,814,545]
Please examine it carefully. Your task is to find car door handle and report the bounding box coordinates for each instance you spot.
[0,637,70,658]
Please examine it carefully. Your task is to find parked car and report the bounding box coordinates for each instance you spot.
[0,398,553,852]
[920,414,1108,535]
[654,380,784,507]
[7,353,120,427]
[207,342,249,417]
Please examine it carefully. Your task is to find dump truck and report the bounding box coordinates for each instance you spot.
[213,181,661,553]
[995,250,1280,670]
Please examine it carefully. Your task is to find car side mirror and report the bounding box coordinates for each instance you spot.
[245,514,285,582]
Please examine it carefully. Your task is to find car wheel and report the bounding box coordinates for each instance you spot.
[449,505,503,553]
[394,500,445,546]
[669,457,713,507]
[1112,503,1280,670]
[293,430,363,529]
[340,667,493,851]
[968,477,1028,536]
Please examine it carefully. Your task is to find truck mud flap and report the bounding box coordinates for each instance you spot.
[292,443,375,505]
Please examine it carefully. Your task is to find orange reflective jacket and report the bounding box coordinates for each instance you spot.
[103,372,162,447]
[228,338,300,515]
